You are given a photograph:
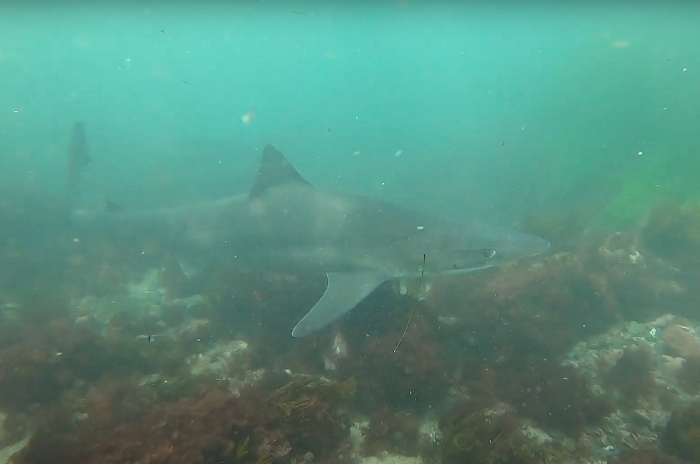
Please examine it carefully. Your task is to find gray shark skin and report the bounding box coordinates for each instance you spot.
[72,144,550,337]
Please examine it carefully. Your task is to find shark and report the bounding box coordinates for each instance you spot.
[66,121,91,206]
[71,138,550,337]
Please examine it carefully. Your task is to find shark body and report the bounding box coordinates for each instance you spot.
[73,143,550,337]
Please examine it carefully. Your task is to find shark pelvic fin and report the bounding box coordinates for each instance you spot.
[291,271,388,337]
[250,144,312,197]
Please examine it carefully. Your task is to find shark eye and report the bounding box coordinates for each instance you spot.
[482,248,496,259]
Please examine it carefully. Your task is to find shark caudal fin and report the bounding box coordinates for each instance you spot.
[66,121,91,207]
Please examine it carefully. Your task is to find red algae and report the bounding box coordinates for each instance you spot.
[11,375,352,464]
[0,317,105,412]
[339,310,453,414]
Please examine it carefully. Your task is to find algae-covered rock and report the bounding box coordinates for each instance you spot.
[439,402,573,464]
[642,200,700,272]
[663,400,700,462]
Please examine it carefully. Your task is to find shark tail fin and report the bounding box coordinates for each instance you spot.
[66,121,91,209]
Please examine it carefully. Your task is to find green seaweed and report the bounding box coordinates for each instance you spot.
[275,396,316,416]
[597,152,700,231]
[270,376,356,416]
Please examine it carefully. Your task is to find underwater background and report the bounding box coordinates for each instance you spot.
[1,2,700,464]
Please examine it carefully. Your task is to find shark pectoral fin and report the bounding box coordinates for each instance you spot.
[291,271,388,337]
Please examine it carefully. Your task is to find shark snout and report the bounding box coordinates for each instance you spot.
[493,230,551,263]
[530,236,552,255]
[514,234,551,260]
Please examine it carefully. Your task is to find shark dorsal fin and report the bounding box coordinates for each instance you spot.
[250,144,311,197]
